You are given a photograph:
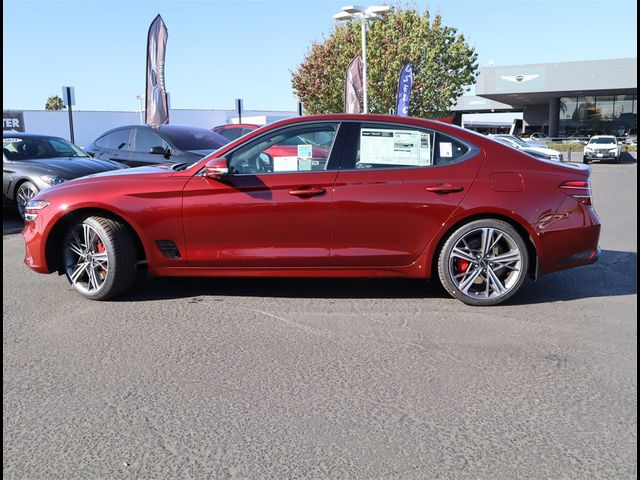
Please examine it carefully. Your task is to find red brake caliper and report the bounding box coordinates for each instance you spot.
[96,241,105,253]
[456,259,470,273]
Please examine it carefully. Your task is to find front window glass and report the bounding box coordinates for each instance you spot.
[133,128,168,152]
[2,136,87,160]
[227,123,339,174]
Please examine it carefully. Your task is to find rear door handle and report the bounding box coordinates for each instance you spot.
[426,184,464,194]
[288,187,326,197]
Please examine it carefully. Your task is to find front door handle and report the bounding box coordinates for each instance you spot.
[426,184,464,194]
[288,187,326,197]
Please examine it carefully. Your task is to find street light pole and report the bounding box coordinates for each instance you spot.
[333,5,392,114]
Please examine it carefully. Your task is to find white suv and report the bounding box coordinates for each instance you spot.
[583,135,621,164]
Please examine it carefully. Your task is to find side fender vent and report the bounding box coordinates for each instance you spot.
[156,240,181,259]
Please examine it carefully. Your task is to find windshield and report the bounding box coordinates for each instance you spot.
[589,137,617,144]
[159,125,227,151]
[3,136,88,160]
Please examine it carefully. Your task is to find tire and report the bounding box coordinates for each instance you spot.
[437,219,529,306]
[583,156,590,164]
[63,216,137,300]
[14,180,39,220]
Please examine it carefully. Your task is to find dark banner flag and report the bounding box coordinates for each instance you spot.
[344,55,363,114]
[396,61,414,116]
[145,15,169,125]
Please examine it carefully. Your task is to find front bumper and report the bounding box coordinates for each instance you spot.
[584,151,618,160]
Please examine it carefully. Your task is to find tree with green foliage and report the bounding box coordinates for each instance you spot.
[291,7,478,118]
[45,95,65,111]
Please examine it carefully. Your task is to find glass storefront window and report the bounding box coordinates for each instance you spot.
[560,95,636,137]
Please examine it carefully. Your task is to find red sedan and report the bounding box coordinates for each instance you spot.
[22,114,600,305]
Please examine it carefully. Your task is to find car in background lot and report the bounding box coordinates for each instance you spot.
[624,127,637,145]
[583,135,621,164]
[3,133,125,219]
[22,114,600,306]
[85,124,227,167]
[212,123,260,143]
[488,134,564,162]
[525,132,554,146]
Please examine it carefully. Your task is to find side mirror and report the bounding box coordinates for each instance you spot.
[204,157,229,180]
[149,145,168,155]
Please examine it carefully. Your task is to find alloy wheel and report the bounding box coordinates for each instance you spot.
[448,227,523,300]
[16,182,38,219]
[64,224,110,294]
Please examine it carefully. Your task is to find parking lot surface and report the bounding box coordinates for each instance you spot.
[3,161,637,479]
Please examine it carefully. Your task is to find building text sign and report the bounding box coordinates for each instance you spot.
[3,111,25,132]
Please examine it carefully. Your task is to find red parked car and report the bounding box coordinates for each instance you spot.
[212,123,260,142]
[23,114,600,305]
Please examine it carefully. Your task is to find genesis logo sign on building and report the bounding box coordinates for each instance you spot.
[500,74,540,83]
[489,67,546,92]
[3,110,25,132]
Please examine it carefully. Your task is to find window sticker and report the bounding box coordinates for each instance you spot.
[439,142,453,158]
[273,156,298,172]
[360,128,431,166]
[3,138,22,143]
[297,144,313,159]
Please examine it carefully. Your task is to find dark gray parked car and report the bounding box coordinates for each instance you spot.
[3,133,125,218]
[84,124,227,167]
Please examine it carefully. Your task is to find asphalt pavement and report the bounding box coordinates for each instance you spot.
[3,160,637,479]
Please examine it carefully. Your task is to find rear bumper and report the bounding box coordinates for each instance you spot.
[537,211,601,274]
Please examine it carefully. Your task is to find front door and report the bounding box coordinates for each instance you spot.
[182,122,345,267]
[331,122,483,266]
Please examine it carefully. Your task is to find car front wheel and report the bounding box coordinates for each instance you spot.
[63,216,137,300]
[437,219,529,306]
[15,181,39,220]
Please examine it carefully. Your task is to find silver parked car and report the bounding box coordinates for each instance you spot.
[3,133,126,218]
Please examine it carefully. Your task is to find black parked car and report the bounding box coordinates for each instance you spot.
[3,133,125,218]
[85,124,228,167]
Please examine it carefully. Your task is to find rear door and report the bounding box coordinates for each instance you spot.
[91,128,133,165]
[331,122,483,266]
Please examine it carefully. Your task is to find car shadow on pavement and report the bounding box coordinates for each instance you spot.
[117,249,636,304]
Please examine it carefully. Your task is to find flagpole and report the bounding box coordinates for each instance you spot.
[360,16,368,114]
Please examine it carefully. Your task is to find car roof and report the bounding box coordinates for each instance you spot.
[213,123,260,129]
[3,132,66,141]
[590,135,616,139]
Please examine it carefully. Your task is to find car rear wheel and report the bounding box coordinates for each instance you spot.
[63,216,137,300]
[15,181,39,220]
[438,219,529,306]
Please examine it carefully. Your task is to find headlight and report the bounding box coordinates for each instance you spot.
[24,199,49,222]
[609,148,618,153]
[40,175,67,186]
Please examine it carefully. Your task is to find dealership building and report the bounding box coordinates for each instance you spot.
[454,57,637,137]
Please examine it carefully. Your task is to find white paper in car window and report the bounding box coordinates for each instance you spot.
[360,128,431,166]
[439,142,453,157]
[273,156,298,172]
[297,144,313,159]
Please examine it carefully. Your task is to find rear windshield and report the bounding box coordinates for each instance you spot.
[159,125,227,151]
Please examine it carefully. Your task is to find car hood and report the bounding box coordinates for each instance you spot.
[586,143,617,148]
[18,157,126,178]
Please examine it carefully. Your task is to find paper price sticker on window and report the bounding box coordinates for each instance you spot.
[273,156,298,172]
[439,142,453,158]
[360,128,431,166]
[297,144,313,159]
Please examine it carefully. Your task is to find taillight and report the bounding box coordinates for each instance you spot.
[560,180,592,206]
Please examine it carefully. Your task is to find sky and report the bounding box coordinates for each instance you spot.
[3,0,637,112]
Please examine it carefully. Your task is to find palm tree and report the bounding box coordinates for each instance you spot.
[45,95,65,110]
